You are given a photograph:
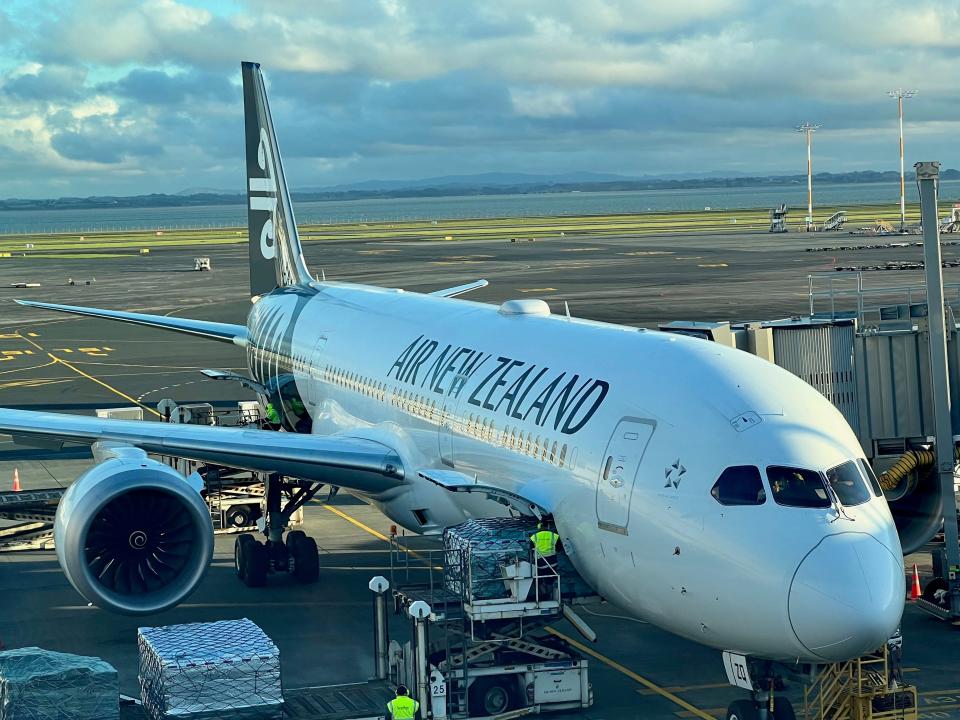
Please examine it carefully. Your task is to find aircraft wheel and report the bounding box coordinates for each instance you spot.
[291,535,320,584]
[286,530,306,551]
[726,699,760,720]
[234,533,255,580]
[243,541,269,587]
[772,697,796,720]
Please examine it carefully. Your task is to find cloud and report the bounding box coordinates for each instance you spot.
[102,68,235,105]
[0,0,959,197]
[3,64,87,102]
[51,121,163,164]
[510,88,587,118]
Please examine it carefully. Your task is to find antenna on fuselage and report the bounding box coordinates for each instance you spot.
[564,301,571,320]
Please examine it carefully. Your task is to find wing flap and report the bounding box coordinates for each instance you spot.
[15,300,248,346]
[0,408,403,494]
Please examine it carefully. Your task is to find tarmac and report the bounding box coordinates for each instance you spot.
[0,227,958,719]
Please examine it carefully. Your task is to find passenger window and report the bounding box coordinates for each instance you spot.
[858,459,884,497]
[825,461,871,506]
[711,466,766,506]
[767,466,831,508]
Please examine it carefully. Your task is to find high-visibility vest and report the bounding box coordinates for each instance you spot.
[264,403,280,423]
[386,694,419,719]
[530,530,560,557]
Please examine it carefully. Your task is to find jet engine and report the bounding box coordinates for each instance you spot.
[54,445,214,615]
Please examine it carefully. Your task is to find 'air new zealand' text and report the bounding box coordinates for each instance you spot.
[387,335,609,435]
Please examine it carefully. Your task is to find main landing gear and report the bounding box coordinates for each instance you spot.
[233,473,324,587]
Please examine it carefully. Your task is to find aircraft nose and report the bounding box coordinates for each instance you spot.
[788,533,904,662]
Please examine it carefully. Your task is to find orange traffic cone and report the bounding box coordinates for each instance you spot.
[909,564,922,601]
[11,468,20,492]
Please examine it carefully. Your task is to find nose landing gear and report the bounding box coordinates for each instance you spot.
[725,697,795,720]
[723,655,795,720]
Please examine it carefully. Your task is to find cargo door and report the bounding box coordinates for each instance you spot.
[596,418,655,533]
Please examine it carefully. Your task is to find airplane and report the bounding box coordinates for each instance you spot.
[0,62,905,719]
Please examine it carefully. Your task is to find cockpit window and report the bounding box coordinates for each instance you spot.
[825,461,871,506]
[711,466,766,506]
[857,459,884,497]
[767,466,831,508]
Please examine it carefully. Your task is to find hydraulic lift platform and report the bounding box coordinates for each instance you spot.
[373,518,599,719]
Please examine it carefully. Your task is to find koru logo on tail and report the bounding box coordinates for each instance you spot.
[249,128,277,261]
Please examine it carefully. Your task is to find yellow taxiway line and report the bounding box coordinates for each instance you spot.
[15,330,160,417]
[544,627,718,720]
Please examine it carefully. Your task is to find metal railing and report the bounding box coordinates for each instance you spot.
[808,271,960,322]
[803,646,918,720]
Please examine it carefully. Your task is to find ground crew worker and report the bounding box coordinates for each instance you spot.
[264,401,280,425]
[529,521,561,598]
[385,685,419,720]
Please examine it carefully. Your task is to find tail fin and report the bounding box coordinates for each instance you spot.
[242,61,312,296]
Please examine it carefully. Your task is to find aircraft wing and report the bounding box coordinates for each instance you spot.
[14,300,248,347]
[0,408,403,494]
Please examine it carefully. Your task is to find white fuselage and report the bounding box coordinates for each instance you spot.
[246,281,905,664]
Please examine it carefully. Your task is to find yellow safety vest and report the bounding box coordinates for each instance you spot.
[530,530,559,557]
[265,403,280,423]
[386,695,419,719]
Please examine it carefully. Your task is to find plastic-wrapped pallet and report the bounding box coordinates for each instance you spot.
[138,618,282,720]
[0,646,118,720]
[444,517,545,600]
[444,517,597,601]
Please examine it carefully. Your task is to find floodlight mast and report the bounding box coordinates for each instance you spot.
[888,89,917,232]
[795,122,821,229]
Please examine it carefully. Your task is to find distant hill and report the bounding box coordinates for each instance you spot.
[2,169,958,211]
[303,171,639,193]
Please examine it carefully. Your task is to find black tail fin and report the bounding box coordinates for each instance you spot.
[241,61,312,297]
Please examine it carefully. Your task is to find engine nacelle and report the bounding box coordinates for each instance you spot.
[54,446,213,615]
[888,467,946,555]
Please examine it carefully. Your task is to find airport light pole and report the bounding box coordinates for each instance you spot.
[888,89,917,232]
[795,122,821,229]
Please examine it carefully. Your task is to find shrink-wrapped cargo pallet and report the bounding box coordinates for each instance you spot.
[0,646,118,720]
[443,517,595,601]
[138,618,282,720]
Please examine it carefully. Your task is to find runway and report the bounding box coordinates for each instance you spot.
[0,227,957,719]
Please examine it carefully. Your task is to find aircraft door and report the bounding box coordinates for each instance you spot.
[438,372,468,467]
[304,336,328,408]
[596,418,655,532]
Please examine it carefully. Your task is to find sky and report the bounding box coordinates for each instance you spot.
[1,0,958,198]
